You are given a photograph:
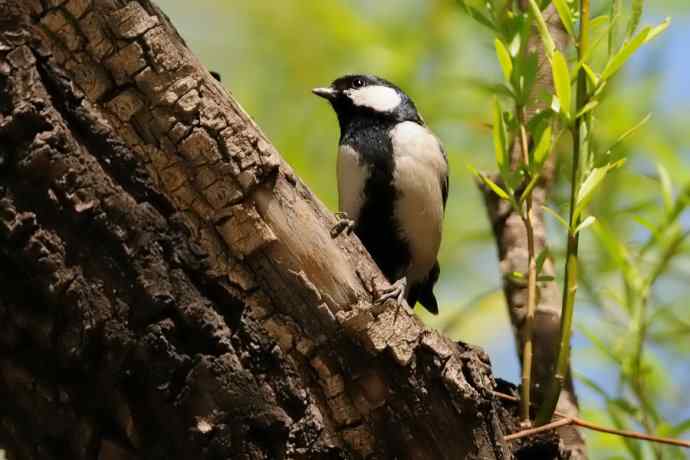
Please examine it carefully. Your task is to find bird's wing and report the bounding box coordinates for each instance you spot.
[437,138,449,209]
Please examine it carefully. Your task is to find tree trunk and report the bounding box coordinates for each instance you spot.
[0,1,565,458]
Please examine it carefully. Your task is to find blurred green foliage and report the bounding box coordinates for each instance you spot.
[158,0,690,457]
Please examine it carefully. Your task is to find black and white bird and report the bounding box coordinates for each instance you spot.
[313,75,448,314]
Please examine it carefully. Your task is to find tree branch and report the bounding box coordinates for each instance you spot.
[0,0,567,458]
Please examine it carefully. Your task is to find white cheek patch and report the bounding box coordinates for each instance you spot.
[346,85,402,112]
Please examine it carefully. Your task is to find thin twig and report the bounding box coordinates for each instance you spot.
[505,417,574,441]
[494,391,690,448]
[518,110,538,425]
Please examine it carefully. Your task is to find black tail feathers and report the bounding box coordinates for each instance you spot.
[406,262,440,315]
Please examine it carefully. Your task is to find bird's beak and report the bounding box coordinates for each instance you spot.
[312,87,338,100]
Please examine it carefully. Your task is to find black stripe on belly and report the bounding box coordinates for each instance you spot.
[341,119,411,282]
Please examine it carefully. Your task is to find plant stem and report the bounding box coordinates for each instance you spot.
[518,112,537,425]
[495,390,690,448]
[536,0,590,425]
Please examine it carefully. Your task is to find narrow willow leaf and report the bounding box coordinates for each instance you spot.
[667,418,690,437]
[494,38,513,83]
[608,0,622,57]
[573,15,610,71]
[468,165,511,201]
[458,1,495,30]
[535,248,549,274]
[576,100,599,119]
[575,215,597,234]
[542,205,569,230]
[582,64,599,87]
[519,173,541,205]
[632,215,656,233]
[493,98,508,172]
[527,0,555,58]
[601,19,670,82]
[576,168,608,212]
[552,0,574,37]
[533,125,552,166]
[600,28,649,81]
[627,0,644,38]
[606,113,652,153]
[575,161,625,219]
[552,51,571,119]
[644,17,671,43]
[483,175,511,200]
[657,164,673,212]
[592,221,632,270]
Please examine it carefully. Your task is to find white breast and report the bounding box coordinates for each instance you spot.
[337,145,369,220]
[390,121,447,283]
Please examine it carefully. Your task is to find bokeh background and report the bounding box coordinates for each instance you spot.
[155,1,690,458]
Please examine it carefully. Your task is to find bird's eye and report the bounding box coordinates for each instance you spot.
[353,78,365,88]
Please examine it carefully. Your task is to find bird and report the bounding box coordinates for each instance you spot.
[313,74,448,314]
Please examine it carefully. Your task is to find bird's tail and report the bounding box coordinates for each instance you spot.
[408,262,440,315]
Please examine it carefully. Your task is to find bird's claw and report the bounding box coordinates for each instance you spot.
[376,277,407,306]
[330,212,355,238]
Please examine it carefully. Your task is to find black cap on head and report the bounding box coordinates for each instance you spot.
[313,74,422,127]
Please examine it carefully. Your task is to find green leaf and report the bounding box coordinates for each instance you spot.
[575,371,613,398]
[519,173,541,205]
[537,275,554,282]
[457,1,495,30]
[494,38,513,83]
[535,248,549,274]
[493,98,508,173]
[514,50,538,104]
[573,15,610,70]
[511,271,525,279]
[483,175,511,201]
[608,0,623,57]
[532,125,552,166]
[542,205,569,230]
[575,215,597,234]
[627,0,644,38]
[575,161,625,219]
[582,64,599,87]
[666,418,690,437]
[592,221,632,271]
[468,165,511,201]
[601,19,671,82]
[606,113,652,153]
[552,0,574,37]
[576,100,599,119]
[552,51,571,119]
[657,164,673,212]
[527,0,555,59]
[577,168,608,210]
[645,17,672,43]
[601,30,647,82]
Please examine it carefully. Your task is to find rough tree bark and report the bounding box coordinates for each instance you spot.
[0,1,567,459]
[480,3,587,459]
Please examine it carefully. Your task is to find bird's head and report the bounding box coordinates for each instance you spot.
[313,74,422,129]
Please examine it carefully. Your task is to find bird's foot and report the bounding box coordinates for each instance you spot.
[376,277,408,306]
[330,212,355,238]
